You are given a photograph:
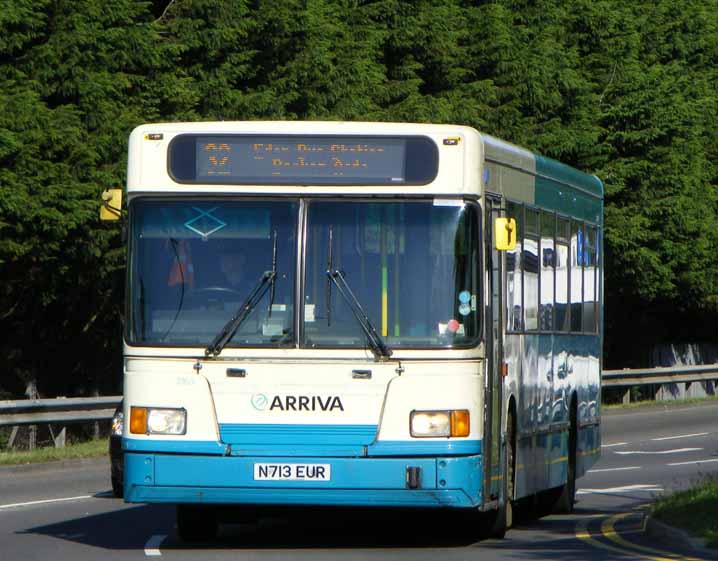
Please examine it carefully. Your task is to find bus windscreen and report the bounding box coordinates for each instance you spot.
[168,135,438,185]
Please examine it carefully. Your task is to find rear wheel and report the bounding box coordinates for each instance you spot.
[176,505,218,542]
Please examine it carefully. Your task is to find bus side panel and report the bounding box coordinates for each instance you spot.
[509,332,601,500]
[554,334,601,479]
[510,333,567,499]
[574,335,601,477]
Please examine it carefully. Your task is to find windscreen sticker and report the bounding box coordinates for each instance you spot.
[433,198,464,207]
[184,206,227,239]
[438,321,465,336]
[459,303,471,316]
[304,304,316,322]
[458,291,471,304]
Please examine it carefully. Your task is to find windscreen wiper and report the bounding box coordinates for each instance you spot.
[205,270,276,357]
[326,268,392,360]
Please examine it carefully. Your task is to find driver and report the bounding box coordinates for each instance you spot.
[218,250,247,289]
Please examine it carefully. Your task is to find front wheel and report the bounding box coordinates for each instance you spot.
[111,475,123,498]
[484,411,515,538]
[176,505,218,542]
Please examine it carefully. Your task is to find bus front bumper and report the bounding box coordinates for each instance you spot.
[124,452,483,509]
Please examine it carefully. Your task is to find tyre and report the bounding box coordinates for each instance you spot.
[176,505,218,542]
[483,410,516,539]
[111,475,123,498]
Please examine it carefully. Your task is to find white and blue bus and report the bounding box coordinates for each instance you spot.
[106,121,602,540]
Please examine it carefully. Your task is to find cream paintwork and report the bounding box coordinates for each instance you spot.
[124,367,221,443]
[123,342,485,361]
[127,121,480,197]
[123,357,484,443]
[377,361,483,441]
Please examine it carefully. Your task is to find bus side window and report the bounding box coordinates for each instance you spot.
[582,226,598,333]
[539,211,555,331]
[555,218,570,332]
[505,201,523,332]
[570,220,583,332]
[524,209,539,331]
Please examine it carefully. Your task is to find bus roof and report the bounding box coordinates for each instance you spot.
[126,121,603,208]
[482,134,603,199]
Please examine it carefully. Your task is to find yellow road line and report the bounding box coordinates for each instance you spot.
[601,513,710,561]
[576,512,713,561]
[576,517,651,559]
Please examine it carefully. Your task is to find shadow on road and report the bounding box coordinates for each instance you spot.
[19,499,619,558]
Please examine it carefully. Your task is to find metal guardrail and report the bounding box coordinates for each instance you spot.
[601,364,718,387]
[603,364,718,404]
[0,396,122,427]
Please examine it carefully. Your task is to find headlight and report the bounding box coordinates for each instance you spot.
[410,410,469,438]
[111,410,124,436]
[130,406,186,435]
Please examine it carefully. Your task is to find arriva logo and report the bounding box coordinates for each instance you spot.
[251,393,269,411]
[250,394,345,412]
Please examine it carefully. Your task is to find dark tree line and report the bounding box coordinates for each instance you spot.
[1,0,717,399]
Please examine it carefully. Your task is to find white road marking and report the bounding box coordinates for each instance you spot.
[614,447,703,455]
[144,535,166,557]
[667,458,718,467]
[651,432,709,441]
[588,466,641,473]
[601,442,628,448]
[577,484,663,495]
[0,495,92,510]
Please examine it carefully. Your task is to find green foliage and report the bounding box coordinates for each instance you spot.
[0,0,717,397]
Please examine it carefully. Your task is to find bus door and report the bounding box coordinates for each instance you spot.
[483,196,505,504]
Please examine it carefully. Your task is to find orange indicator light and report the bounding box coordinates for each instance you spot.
[130,407,148,434]
[450,410,470,437]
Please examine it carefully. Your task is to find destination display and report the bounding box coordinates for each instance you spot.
[168,134,438,185]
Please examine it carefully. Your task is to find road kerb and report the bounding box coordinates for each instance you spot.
[644,515,715,557]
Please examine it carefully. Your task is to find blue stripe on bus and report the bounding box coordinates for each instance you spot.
[367,439,482,456]
[123,436,482,458]
[124,452,483,508]
[231,444,365,456]
[122,437,227,455]
[219,423,377,446]
[127,486,478,508]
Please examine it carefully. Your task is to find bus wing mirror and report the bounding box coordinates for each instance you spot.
[100,189,123,221]
[494,217,517,251]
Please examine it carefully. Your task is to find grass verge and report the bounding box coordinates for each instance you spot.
[0,438,108,466]
[652,477,718,548]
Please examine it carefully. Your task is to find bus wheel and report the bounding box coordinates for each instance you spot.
[553,410,577,513]
[485,411,515,538]
[111,475,123,498]
[177,504,218,542]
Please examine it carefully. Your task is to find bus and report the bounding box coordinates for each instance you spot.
[102,121,602,541]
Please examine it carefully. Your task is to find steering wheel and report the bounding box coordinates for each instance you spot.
[184,286,243,307]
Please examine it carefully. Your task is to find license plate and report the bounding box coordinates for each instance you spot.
[253,463,331,481]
